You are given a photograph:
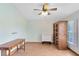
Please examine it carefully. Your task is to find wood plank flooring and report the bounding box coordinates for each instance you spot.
[12,43,77,56]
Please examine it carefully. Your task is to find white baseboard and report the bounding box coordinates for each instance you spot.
[26,40,41,42]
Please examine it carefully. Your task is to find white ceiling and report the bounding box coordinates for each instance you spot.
[13,3,79,20]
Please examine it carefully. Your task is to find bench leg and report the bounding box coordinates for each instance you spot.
[1,50,10,56]
[8,50,10,56]
[1,50,7,56]
[17,45,19,52]
[24,41,25,51]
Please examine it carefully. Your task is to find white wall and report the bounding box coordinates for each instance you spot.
[0,4,69,43]
[0,4,27,44]
[26,18,68,42]
[26,20,53,42]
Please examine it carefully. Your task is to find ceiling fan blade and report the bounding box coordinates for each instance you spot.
[48,12,50,15]
[38,12,42,15]
[49,8,57,11]
[33,9,42,11]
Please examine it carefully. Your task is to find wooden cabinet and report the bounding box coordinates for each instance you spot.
[53,21,67,49]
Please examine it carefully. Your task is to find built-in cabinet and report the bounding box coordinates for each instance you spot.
[53,21,67,49]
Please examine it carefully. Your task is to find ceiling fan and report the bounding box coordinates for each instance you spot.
[33,3,57,16]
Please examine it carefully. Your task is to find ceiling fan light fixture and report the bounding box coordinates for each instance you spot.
[34,3,57,16]
[41,11,48,16]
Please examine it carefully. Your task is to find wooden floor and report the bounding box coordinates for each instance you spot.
[12,43,77,56]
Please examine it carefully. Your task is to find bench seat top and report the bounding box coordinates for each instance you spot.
[0,39,25,50]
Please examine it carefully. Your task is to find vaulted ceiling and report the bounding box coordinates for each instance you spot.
[13,3,79,20]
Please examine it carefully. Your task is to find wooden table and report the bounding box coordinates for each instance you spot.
[0,39,25,56]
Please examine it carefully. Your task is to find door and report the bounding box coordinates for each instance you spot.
[58,22,67,49]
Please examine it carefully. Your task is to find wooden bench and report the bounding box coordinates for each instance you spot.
[0,39,25,56]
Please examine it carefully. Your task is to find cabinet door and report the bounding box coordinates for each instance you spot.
[58,22,67,49]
